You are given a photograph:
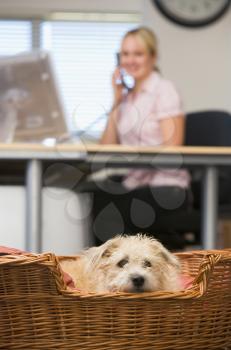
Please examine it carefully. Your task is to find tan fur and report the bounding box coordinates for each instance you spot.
[60,234,181,293]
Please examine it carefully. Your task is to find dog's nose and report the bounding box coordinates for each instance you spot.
[131,275,145,288]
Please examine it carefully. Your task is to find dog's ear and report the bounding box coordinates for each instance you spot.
[159,249,180,269]
[85,236,121,266]
[150,238,180,269]
[102,240,120,258]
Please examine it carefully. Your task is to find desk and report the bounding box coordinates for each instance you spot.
[1,143,231,252]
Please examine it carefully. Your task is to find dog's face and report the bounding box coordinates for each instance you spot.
[85,235,180,293]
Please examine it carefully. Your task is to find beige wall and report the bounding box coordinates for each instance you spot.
[0,0,143,16]
[143,0,231,113]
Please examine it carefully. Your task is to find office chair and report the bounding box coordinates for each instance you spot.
[166,109,231,247]
[154,110,231,241]
[185,110,231,209]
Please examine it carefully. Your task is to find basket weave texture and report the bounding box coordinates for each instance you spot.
[0,249,231,350]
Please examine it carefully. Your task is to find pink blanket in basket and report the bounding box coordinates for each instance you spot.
[0,245,75,288]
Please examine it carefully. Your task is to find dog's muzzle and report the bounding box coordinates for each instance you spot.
[131,274,145,289]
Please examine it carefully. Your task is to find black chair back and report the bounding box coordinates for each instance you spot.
[185,110,231,146]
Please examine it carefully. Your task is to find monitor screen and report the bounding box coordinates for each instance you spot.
[0,51,68,143]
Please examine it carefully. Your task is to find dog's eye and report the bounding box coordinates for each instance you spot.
[117,259,128,268]
[144,260,152,268]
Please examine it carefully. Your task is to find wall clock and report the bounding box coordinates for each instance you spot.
[152,0,231,28]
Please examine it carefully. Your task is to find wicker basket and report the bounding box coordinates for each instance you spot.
[0,249,231,350]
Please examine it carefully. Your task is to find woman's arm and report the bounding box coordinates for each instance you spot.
[100,67,124,144]
[100,109,119,144]
[159,114,185,146]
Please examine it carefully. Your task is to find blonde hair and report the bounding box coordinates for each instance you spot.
[122,26,158,71]
[123,26,158,57]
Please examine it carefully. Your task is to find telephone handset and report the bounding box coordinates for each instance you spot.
[116,53,135,91]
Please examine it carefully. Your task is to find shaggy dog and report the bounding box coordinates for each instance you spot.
[60,235,181,293]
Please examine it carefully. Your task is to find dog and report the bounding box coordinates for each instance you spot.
[60,234,181,293]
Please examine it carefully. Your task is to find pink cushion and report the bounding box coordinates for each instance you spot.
[0,245,75,289]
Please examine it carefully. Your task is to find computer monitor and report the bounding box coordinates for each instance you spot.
[0,50,69,142]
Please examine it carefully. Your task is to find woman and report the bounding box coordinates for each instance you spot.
[94,27,190,248]
[100,26,190,189]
